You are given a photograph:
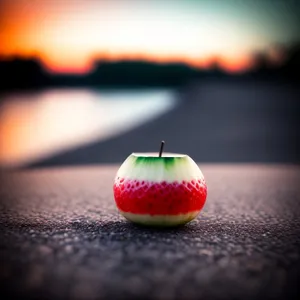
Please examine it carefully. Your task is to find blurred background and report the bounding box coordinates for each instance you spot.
[0,0,299,168]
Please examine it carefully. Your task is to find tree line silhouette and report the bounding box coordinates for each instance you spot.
[0,43,299,91]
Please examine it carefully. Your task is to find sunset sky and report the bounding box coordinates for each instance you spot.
[1,0,299,73]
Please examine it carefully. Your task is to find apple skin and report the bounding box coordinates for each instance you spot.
[113,153,207,226]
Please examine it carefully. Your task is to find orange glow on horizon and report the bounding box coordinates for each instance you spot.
[0,51,253,74]
[35,52,252,75]
[0,0,268,75]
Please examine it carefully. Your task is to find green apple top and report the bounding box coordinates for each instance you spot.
[116,152,204,183]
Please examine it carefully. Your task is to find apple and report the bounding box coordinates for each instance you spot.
[113,143,207,226]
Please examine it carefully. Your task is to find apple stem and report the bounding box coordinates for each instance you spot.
[159,141,165,157]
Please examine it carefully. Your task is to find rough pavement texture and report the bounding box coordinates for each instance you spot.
[0,165,300,300]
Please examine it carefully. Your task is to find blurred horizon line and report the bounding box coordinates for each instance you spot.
[0,41,299,91]
[1,41,297,75]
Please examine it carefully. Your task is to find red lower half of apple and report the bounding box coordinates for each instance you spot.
[113,177,207,226]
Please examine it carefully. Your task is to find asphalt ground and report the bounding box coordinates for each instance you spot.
[0,164,299,300]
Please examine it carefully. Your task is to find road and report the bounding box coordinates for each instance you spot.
[1,165,300,300]
[30,80,300,167]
